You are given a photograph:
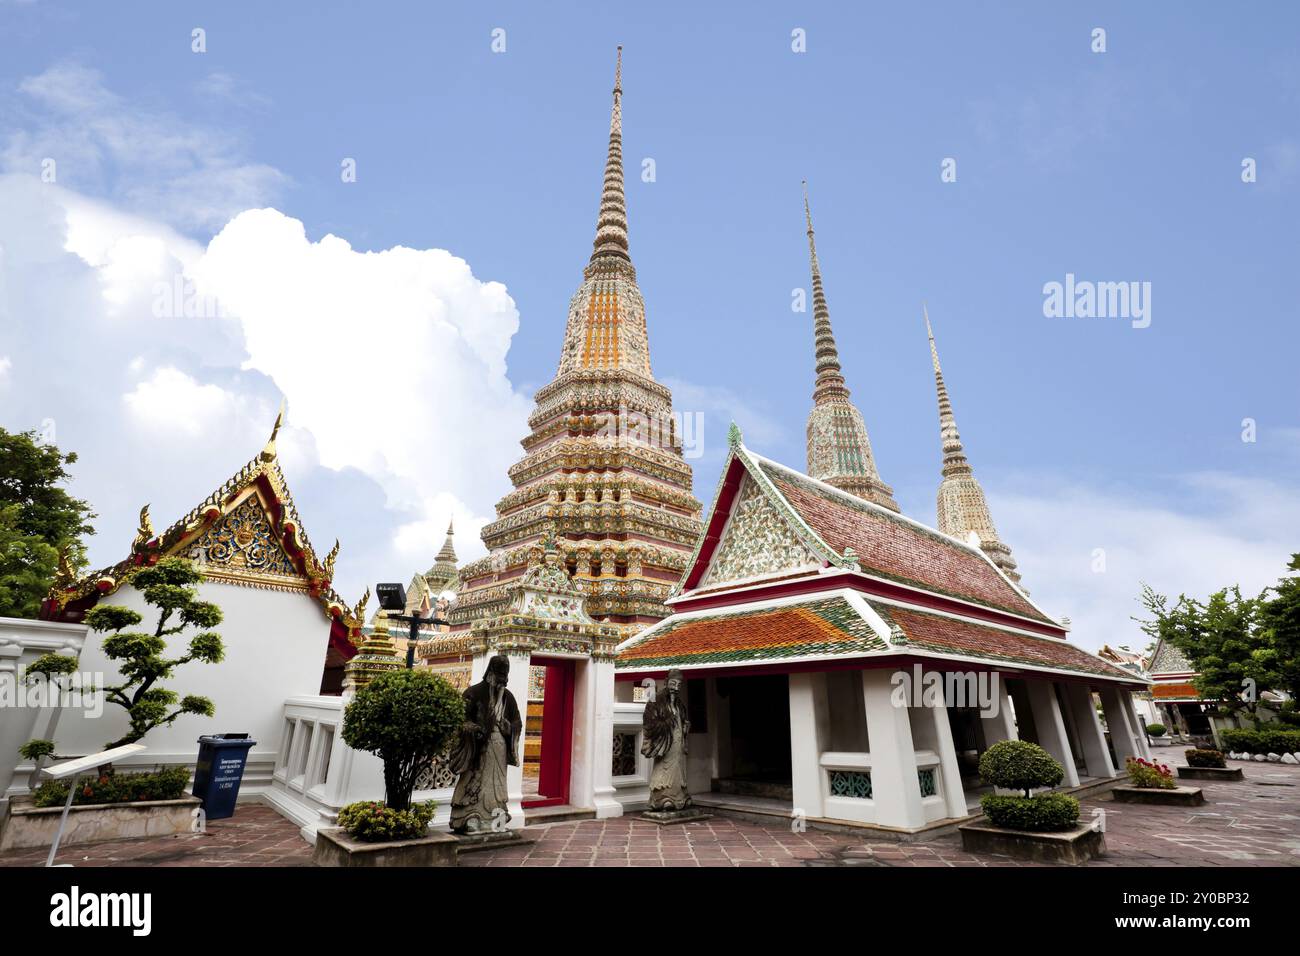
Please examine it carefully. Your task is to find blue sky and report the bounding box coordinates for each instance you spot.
[2,2,1297,649]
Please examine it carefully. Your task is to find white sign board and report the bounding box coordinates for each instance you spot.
[43,744,147,780]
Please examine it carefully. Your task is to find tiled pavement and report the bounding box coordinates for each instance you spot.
[4,760,1298,868]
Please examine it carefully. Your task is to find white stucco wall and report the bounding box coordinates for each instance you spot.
[45,580,333,795]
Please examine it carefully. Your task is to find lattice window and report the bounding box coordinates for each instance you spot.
[917,767,938,798]
[828,769,872,799]
[612,732,638,777]
[413,753,458,792]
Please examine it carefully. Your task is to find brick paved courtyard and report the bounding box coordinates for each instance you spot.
[4,760,1298,868]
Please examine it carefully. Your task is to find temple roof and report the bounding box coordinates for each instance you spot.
[43,408,363,655]
[677,431,1050,626]
[616,589,1140,683]
[1147,637,1195,676]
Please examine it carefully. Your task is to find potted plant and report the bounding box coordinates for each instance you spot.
[313,668,466,867]
[5,558,223,852]
[957,740,1102,864]
[1113,756,1205,805]
[1145,723,1173,746]
[1177,747,1244,782]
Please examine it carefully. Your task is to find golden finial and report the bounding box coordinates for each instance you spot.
[131,504,154,553]
[260,398,285,462]
[322,539,340,579]
[353,586,370,622]
[47,543,77,599]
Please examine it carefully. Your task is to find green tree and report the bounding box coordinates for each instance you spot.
[0,427,95,617]
[83,557,225,749]
[1136,583,1279,720]
[1260,553,1300,703]
[342,669,465,812]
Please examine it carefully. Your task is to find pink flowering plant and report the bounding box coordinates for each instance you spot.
[1126,756,1176,789]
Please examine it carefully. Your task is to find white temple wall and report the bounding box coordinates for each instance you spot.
[42,580,330,796]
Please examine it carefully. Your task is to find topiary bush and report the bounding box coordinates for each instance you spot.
[1145,723,1167,736]
[1126,756,1176,789]
[1220,726,1300,755]
[1185,748,1226,768]
[31,766,190,808]
[342,668,465,813]
[337,800,435,842]
[978,740,1064,796]
[980,792,1080,832]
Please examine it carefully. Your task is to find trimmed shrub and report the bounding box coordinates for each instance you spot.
[1185,748,1226,769]
[1126,756,1176,789]
[1145,723,1167,736]
[978,740,1064,796]
[337,800,435,842]
[1219,726,1300,755]
[31,766,190,808]
[980,792,1080,832]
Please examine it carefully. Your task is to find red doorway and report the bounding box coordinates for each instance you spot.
[522,658,575,808]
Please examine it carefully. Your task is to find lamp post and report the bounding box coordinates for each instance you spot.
[375,582,450,669]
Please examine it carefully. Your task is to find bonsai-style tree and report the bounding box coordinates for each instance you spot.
[342,669,465,812]
[84,557,225,749]
[978,740,1079,832]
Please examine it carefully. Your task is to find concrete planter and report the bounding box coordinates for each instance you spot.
[0,794,201,851]
[958,820,1105,865]
[1111,785,1204,806]
[312,826,458,867]
[1148,736,1175,747]
[1177,765,1243,782]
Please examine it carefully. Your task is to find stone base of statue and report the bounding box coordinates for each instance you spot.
[450,827,536,854]
[640,806,712,826]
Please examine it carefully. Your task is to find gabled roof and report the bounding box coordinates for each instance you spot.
[44,411,363,660]
[1147,637,1196,677]
[676,433,1054,627]
[615,588,1141,684]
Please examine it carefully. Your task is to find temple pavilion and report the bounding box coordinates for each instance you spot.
[608,185,1152,833]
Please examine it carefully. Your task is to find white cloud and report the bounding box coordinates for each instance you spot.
[990,472,1300,654]
[2,64,287,232]
[0,355,11,385]
[123,367,244,436]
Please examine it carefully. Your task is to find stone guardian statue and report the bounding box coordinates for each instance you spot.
[641,668,692,812]
[449,655,522,834]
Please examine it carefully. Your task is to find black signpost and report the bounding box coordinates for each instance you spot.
[375,582,451,669]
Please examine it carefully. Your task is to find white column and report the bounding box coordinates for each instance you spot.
[862,669,925,830]
[1061,683,1117,778]
[1025,680,1080,787]
[927,677,970,819]
[1128,694,1153,758]
[788,672,828,820]
[503,649,531,829]
[1099,685,1140,769]
[979,673,1018,748]
[577,656,622,818]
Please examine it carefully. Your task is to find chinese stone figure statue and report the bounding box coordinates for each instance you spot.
[641,668,692,811]
[449,655,522,834]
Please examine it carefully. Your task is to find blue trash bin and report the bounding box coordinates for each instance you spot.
[192,734,256,820]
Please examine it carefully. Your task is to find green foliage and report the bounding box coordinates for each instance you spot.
[1136,582,1278,720]
[87,557,225,749]
[1219,726,1300,755]
[0,428,95,618]
[1185,748,1226,769]
[342,669,465,812]
[19,739,56,761]
[1145,723,1167,736]
[24,653,79,680]
[337,800,436,842]
[980,793,1080,832]
[31,766,190,808]
[978,740,1065,797]
[1260,553,1300,701]
[1125,756,1176,788]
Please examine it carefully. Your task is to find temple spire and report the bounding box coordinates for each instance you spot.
[590,46,629,263]
[925,306,1022,585]
[801,181,898,513]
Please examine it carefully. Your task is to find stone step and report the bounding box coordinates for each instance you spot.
[713,777,794,801]
[523,804,597,826]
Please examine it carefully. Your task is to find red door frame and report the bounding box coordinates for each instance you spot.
[522,658,576,809]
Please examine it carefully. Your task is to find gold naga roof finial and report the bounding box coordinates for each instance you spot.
[131,504,154,553]
[260,398,286,462]
[322,538,340,580]
[47,543,77,598]
[353,585,370,622]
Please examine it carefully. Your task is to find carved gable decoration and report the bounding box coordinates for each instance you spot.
[507,547,595,624]
[698,474,820,590]
[184,491,305,586]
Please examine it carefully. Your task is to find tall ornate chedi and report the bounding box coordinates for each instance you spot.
[801,182,899,512]
[452,49,703,632]
[925,305,1021,584]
